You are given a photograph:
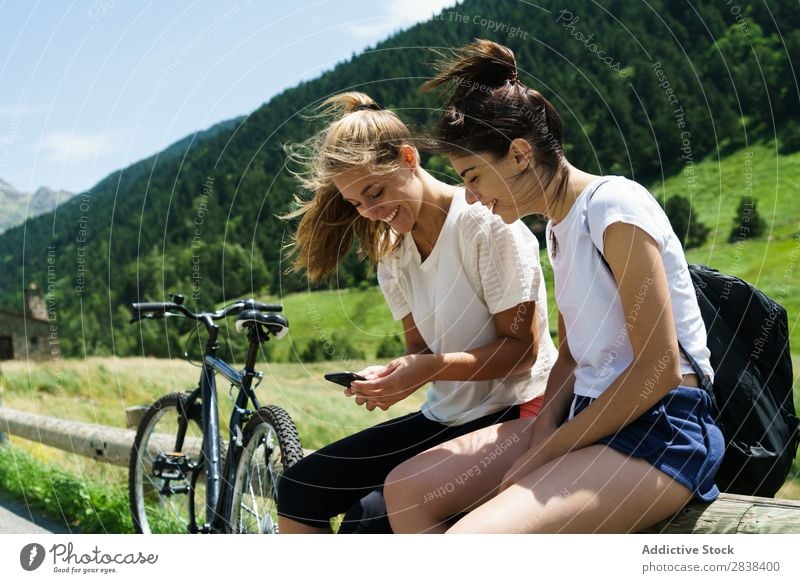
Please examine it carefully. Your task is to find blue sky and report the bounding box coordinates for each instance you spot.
[0,0,458,194]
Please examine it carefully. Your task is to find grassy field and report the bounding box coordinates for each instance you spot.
[0,357,427,532]
[266,286,404,362]
[0,357,426,453]
[654,144,800,352]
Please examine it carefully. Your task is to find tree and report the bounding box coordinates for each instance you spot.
[664,195,710,249]
[729,197,766,242]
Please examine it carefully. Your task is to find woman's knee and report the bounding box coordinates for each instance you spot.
[384,461,416,511]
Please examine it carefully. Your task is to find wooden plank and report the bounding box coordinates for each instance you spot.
[125,405,149,429]
[0,406,312,463]
[641,493,800,534]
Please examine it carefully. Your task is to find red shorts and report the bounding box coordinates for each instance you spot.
[519,395,543,419]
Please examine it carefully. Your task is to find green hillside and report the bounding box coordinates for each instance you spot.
[654,144,800,351]
[266,286,403,364]
[0,0,797,357]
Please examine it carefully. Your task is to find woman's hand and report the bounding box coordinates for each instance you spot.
[349,354,435,411]
[342,365,389,397]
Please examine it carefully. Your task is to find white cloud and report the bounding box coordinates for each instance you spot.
[42,131,110,164]
[348,0,460,39]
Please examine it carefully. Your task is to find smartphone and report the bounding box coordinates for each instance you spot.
[324,371,366,387]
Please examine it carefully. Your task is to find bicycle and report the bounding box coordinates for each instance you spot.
[127,294,303,534]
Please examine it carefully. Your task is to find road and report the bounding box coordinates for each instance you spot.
[0,494,70,534]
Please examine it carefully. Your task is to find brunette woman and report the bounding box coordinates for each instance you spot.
[384,41,724,534]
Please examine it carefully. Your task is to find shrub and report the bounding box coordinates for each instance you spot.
[663,194,710,249]
[301,332,365,362]
[778,119,800,154]
[376,334,405,359]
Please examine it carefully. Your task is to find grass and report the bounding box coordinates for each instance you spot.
[259,286,404,363]
[649,143,800,241]
[0,441,132,533]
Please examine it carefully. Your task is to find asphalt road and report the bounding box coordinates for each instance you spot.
[0,494,70,534]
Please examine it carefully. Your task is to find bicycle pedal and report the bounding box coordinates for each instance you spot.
[153,452,196,480]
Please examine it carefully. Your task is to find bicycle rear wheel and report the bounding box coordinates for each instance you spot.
[129,393,205,533]
[229,405,303,533]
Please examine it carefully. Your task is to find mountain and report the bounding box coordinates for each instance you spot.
[0,0,797,357]
[0,180,75,234]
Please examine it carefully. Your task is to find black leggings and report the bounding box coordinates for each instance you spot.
[277,406,521,532]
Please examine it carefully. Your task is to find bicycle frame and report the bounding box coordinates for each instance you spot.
[191,317,265,533]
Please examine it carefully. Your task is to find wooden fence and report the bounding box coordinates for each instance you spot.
[1,403,799,533]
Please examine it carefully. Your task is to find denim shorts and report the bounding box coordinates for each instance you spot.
[567,385,725,502]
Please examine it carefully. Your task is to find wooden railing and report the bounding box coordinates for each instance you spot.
[1,403,799,533]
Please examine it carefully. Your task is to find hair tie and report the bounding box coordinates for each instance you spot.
[353,102,382,112]
[509,69,518,84]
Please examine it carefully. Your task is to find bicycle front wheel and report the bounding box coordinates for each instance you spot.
[129,393,205,533]
[229,405,303,533]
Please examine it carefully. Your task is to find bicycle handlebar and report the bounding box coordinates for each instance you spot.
[129,298,282,325]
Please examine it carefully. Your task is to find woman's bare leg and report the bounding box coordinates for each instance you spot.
[447,444,693,533]
[385,417,536,533]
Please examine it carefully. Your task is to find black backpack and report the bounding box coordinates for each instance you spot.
[684,264,799,498]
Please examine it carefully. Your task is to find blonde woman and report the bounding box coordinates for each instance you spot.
[276,92,557,533]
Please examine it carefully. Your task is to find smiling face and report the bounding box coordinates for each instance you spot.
[449,151,522,224]
[333,155,422,234]
[449,138,544,224]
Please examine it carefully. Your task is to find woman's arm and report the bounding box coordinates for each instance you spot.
[530,312,576,439]
[351,301,538,411]
[499,222,682,488]
[425,300,538,381]
[399,312,432,356]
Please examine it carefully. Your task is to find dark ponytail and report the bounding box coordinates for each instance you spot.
[424,39,518,101]
[423,39,567,195]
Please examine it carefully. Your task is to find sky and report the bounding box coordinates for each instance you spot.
[0,0,459,194]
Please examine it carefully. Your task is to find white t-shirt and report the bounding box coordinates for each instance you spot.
[377,191,557,425]
[546,176,713,399]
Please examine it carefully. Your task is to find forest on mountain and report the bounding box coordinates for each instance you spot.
[0,0,796,356]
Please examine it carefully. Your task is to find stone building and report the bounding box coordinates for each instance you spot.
[0,283,54,361]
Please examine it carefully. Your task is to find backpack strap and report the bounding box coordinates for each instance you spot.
[584,180,714,395]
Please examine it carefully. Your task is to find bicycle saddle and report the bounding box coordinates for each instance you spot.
[235,310,289,339]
